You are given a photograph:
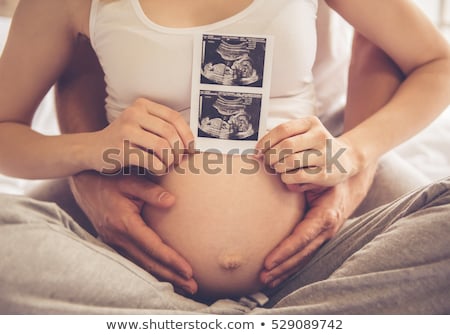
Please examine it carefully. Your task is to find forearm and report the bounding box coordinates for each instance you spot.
[342,56,450,169]
[339,33,404,212]
[55,37,108,185]
[343,33,404,132]
[0,2,104,180]
[329,0,450,170]
[56,36,108,134]
[0,122,96,179]
[339,32,403,189]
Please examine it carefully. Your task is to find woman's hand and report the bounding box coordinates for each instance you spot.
[256,116,364,191]
[260,164,376,288]
[69,171,198,295]
[89,98,195,175]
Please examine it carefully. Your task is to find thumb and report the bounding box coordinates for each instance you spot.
[119,176,175,208]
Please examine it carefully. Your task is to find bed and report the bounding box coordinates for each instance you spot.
[0,15,449,195]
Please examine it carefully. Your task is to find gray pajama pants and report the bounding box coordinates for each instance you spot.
[0,156,449,314]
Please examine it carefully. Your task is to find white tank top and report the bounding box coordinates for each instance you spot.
[314,0,352,118]
[89,0,318,131]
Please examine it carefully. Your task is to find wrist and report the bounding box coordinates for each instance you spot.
[69,170,103,204]
[37,132,100,178]
[69,170,97,190]
[76,130,107,173]
[339,131,378,176]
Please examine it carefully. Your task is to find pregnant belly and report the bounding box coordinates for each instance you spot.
[142,153,305,299]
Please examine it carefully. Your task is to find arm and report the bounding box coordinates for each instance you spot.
[55,37,198,294]
[0,0,193,179]
[257,0,449,189]
[333,0,450,170]
[0,0,89,178]
[336,31,407,204]
[56,35,108,133]
[344,33,404,132]
[261,32,405,287]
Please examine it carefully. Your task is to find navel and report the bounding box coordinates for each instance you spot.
[217,250,245,271]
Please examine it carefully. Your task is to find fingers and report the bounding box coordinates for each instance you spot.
[80,173,196,294]
[261,231,329,288]
[119,234,198,295]
[256,117,314,154]
[261,206,342,288]
[273,145,324,173]
[134,98,195,152]
[138,111,186,151]
[280,167,332,187]
[128,218,193,276]
[108,98,194,173]
[263,214,325,271]
[118,143,168,175]
[110,212,198,295]
[255,116,330,175]
[255,116,354,187]
[267,133,327,168]
[118,175,175,208]
[119,239,197,295]
[286,183,321,193]
[124,134,174,174]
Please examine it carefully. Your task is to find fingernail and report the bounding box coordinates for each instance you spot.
[269,279,281,288]
[158,192,173,203]
[182,285,195,295]
[187,141,197,154]
[255,148,265,158]
[263,275,273,285]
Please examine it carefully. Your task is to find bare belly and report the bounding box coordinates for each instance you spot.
[142,153,305,299]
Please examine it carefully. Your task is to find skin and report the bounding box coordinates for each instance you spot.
[260,34,406,285]
[55,37,198,292]
[59,35,404,293]
[0,0,449,294]
[0,0,447,178]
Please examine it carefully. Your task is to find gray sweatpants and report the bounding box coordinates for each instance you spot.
[0,177,449,314]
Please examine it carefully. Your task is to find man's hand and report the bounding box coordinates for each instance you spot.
[69,171,198,295]
[260,164,376,288]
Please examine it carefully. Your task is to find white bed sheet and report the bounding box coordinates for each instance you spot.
[395,107,450,181]
[0,16,449,195]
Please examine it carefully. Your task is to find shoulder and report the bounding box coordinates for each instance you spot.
[66,0,93,38]
[12,0,92,38]
[67,0,121,38]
